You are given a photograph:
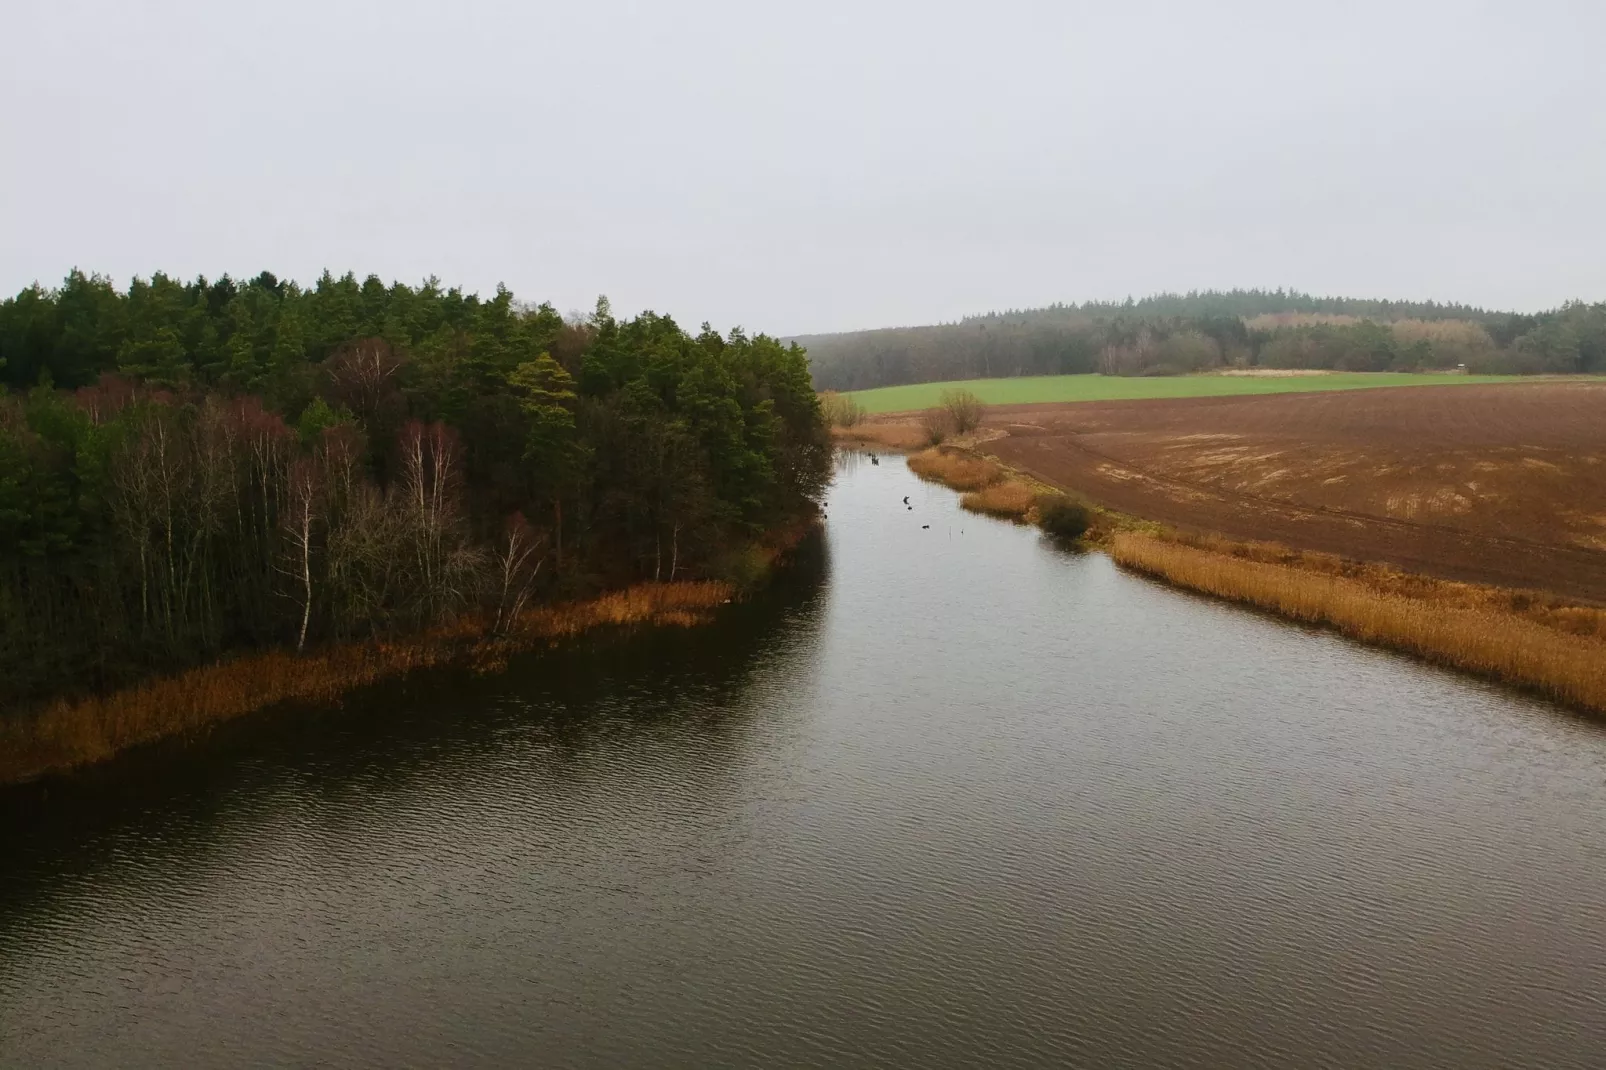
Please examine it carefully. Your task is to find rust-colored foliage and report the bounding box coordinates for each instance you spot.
[0,582,735,786]
[831,422,928,451]
[906,449,1002,491]
[1109,531,1606,714]
[960,481,1036,518]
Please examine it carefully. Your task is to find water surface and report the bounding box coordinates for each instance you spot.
[3,455,1603,1067]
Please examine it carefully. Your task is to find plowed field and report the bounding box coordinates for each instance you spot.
[977,382,1606,602]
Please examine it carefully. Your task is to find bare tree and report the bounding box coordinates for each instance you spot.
[919,407,952,446]
[279,457,323,652]
[491,513,547,635]
[396,420,479,624]
[1099,328,1160,376]
[325,337,404,425]
[939,389,985,434]
[325,481,402,638]
[819,391,866,428]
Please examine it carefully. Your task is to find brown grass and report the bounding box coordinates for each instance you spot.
[906,448,1053,523]
[832,422,928,451]
[907,448,1002,491]
[960,481,1037,519]
[1109,531,1606,713]
[0,581,735,786]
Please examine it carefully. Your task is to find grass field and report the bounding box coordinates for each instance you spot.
[844,372,1526,414]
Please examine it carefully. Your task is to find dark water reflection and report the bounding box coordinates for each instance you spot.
[3,454,1604,1068]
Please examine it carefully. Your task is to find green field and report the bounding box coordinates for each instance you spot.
[844,372,1528,414]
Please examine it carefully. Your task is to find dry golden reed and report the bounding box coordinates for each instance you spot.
[907,448,1002,491]
[0,581,734,785]
[1109,532,1606,713]
[833,421,930,451]
[960,481,1036,518]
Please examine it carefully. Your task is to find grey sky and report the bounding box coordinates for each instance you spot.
[5,0,1603,334]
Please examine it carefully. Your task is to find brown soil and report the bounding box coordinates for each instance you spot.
[978,382,1606,603]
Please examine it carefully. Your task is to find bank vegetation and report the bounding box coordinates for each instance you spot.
[0,581,745,785]
[907,447,1090,534]
[0,271,830,775]
[1109,531,1606,714]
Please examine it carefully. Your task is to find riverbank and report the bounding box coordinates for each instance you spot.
[891,438,1606,715]
[0,582,737,787]
[1110,530,1606,714]
[12,449,1606,1070]
[841,382,1606,602]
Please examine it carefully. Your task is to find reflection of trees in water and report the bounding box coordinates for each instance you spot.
[0,533,831,919]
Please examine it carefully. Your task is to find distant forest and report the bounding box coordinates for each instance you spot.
[0,271,828,708]
[799,289,1606,391]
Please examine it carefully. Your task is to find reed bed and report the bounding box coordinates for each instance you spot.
[960,480,1037,519]
[906,448,1052,524]
[0,581,735,785]
[833,421,930,451]
[1109,532,1606,713]
[907,448,1002,491]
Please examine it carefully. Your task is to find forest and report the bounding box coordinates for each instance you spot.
[800,289,1606,391]
[0,271,829,710]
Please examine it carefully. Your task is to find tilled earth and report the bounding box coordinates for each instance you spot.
[976,381,1606,602]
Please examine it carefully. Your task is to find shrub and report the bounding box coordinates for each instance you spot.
[939,388,986,433]
[919,407,952,445]
[715,544,772,590]
[1036,494,1092,540]
[819,391,866,428]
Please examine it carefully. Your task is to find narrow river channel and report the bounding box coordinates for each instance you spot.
[2,454,1603,1068]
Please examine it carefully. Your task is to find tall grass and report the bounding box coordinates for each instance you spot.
[960,481,1036,518]
[907,448,1060,523]
[0,582,735,785]
[831,422,929,451]
[1109,532,1606,713]
[906,449,1002,491]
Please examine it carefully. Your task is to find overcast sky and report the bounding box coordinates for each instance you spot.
[4,0,1603,334]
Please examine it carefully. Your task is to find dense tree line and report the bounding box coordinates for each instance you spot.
[800,289,1606,390]
[0,271,829,708]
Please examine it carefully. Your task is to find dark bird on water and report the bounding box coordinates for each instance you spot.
[870,454,879,465]
[902,496,909,504]
[922,524,930,529]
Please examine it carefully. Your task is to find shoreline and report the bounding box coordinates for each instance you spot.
[0,515,822,788]
[868,434,1606,715]
[1109,530,1606,716]
[0,581,737,787]
[0,514,822,787]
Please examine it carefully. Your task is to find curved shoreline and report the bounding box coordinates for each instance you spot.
[1108,531,1606,716]
[0,582,739,787]
[879,436,1606,716]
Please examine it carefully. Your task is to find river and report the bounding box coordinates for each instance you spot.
[2,454,1604,1068]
